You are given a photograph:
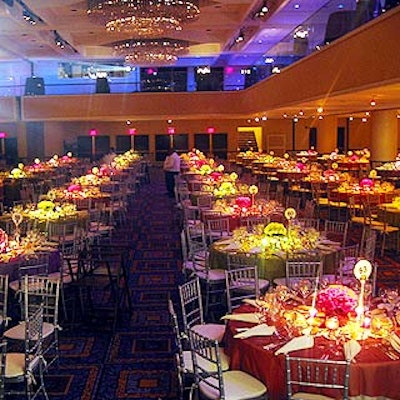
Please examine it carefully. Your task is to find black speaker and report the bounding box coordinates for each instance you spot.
[25,77,45,96]
[95,77,110,93]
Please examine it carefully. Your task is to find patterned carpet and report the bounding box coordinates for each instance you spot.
[38,167,400,399]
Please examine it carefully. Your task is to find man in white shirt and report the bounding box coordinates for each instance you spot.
[163,148,181,198]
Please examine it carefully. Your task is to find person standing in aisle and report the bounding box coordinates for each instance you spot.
[163,148,181,198]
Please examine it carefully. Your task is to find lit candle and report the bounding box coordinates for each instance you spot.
[326,316,339,330]
[311,275,320,310]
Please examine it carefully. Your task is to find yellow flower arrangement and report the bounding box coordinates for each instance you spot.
[37,200,55,212]
[230,223,320,256]
[264,222,287,236]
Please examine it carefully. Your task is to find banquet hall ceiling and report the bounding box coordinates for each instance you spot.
[0,0,359,66]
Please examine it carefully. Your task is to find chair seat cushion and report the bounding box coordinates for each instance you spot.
[5,352,39,379]
[195,269,226,281]
[191,323,225,343]
[4,321,55,340]
[183,348,230,373]
[200,370,267,400]
[292,392,334,400]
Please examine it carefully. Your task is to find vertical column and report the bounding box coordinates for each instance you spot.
[370,110,398,161]
[317,116,337,153]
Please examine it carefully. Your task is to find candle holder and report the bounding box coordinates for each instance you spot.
[353,259,373,325]
[249,185,259,206]
[11,210,23,245]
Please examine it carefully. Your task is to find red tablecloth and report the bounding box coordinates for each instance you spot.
[224,304,400,400]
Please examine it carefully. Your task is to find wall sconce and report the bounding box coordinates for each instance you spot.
[89,128,97,160]
[168,126,176,147]
[128,128,137,150]
[0,131,6,156]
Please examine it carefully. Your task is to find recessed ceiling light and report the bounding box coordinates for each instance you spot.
[294,4,300,9]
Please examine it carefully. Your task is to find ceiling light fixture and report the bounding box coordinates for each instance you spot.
[17,0,44,25]
[113,38,189,65]
[254,1,269,18]
[87,0,200,36]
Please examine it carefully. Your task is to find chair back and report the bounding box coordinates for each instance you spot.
[338,243,360,280]
[226,252,258,270]
[168,299,186,400]
[185,223,208,261]
[188,329,225,399]
[360,229,376,261]
[285,260,322,289]
[178,278,204,333]
[196,195,213,210]
[0,275,9,329]
[303,199,316,219]
[0,341,5,397]
[324,220,348,246]
[241,215,270,232]
[205,217,231,243]
[296,217,320,231]
[285,355,351,399]
[225,266,260,312]
[21,275,60,327]
[25,305,45,370]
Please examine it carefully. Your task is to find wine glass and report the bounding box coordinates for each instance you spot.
[298,279,312,300]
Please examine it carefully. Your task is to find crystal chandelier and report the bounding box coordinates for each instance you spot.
[87,0,200,36]
[113,38,189,64]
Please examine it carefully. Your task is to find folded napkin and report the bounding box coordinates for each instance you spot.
[221,313,262,324]
[319,239,341,246]
[316,244,336,252]
[343,339,361,361]
[242,298,259,308]
[217,238,233,245]
[234,323,276,339]
[275,335,314,355]
[223,242,240,251]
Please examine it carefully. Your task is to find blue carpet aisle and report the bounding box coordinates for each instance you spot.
[44,166,183,400]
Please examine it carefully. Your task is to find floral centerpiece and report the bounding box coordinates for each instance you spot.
[316,284,357,318]
[19,201,77,222]
[231,222,320,256]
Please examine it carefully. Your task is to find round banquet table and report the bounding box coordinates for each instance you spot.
[224,304,400,400]
[0,248,61,280]
[209,240,338,282]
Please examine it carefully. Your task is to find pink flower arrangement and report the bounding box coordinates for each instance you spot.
[67,184,81,192]
[360,178,374,188]
[296,162,306,171]
[350,154,359,162]
[210,172,223,181]
[316,285,357,317]
[235,196,252,209]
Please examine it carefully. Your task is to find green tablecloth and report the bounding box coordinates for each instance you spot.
[209,239,337,282]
